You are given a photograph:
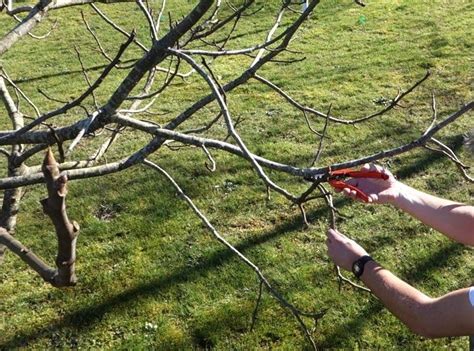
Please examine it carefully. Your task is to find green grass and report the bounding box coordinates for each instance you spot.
[0,0,473,349]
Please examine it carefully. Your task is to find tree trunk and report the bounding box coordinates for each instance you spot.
[0,160,26,264]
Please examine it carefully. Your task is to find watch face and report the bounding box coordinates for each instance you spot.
[354,265,361,273]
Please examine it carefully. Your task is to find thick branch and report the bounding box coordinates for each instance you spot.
[40,148,80,287]
[0,32,135,142]
[0,228,57,281]
[0,101,471,190]
[0,0,51,56]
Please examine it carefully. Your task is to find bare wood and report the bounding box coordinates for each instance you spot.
[0,76,26,263]
[0,228,57,281]
[0,1,471,347]
[0,1,51,56]
[254,71,431,125]
[0,100,471,191]
[0,32,136,143]
[170,49,298,202]
[41,148,80,287]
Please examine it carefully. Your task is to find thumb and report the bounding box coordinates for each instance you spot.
[327,228,339,239]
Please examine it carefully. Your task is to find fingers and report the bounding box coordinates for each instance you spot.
[327,228,339,240]
[327,228,349,241]
[368,193,379,203]
[327,228,342,244]
[345,178,359,187]
[342,187,365,202]
[362,163,386,174]
[334,179,360,192]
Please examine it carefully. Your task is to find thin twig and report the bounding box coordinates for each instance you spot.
[136,0,158,41]
[312,104,332,166]
[250,280,264,331]
[202,143,216,172]
[74,45,100,109]
[143,159,323,350]
[169,49,299,202]
[424,139,473,182]
[317,184,371,293]
[422,92,438,137]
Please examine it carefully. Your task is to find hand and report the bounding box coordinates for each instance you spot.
[326,228,369,271]
[338,163,402,204]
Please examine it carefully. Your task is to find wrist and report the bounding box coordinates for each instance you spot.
[352,255,373,279]
[359,259,379,281]
[389,181,412,207]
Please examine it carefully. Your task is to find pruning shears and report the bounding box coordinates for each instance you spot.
[305,168,389,203]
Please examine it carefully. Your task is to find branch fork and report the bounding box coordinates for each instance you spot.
[0,149,79,287]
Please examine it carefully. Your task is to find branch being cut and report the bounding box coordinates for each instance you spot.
[0,99,471,191]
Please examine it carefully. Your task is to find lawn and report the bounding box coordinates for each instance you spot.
[0,0,473,349]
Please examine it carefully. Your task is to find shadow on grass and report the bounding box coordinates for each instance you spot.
[12,58,139,84]
[1,144,467,348]
[0,203,333,349]
[12,26,269,86]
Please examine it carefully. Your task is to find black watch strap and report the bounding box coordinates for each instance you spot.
[352,255,373,279]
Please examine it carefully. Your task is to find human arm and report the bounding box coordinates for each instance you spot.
[326,228,474,338]
[362,262,474,338]
[391,183,474,246]
[340,164,474,246]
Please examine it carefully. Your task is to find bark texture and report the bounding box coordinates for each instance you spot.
[41,148,80,286]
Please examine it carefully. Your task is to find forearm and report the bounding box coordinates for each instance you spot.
[392,183,474,245]
[361,261,474,337]
[361,261,433,336]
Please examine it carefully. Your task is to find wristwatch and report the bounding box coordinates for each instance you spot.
[352,255,373,279]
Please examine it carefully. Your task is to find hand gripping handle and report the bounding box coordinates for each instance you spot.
[328,168,389,202]
[342,170,389,180]
[328,180,370,202]
[330,169,389,180]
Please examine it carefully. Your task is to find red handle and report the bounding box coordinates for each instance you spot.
[329,179,370,203]
[344,170,389,180]
[330,168,389,180]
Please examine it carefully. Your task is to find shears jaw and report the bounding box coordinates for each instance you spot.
[303,172,327,182]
